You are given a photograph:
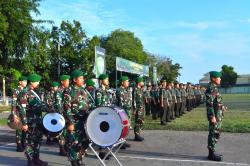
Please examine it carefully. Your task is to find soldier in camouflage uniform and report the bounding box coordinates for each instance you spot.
[116,76,132,149]
[85,79,96,102]
[45,81,60,145]
[63,70,95,166]
[54,75,71,156]
[205,71,227,161]
[11,76,28,152]
[186,82,192,111]
[19,74,48,166]
[95,74,113,160]
[170,82,177,119]
[133,77,145,141]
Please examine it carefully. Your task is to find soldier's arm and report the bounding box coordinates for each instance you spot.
[63,92,74,124]
[206,91,215,119]
[18,92,28,125]
[95,90,102,106]
[54,91,63,112]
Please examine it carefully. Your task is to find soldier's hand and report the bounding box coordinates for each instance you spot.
[67,124,75,131]
[22,125,28,131]
[13,115,19,123]
[222,106,228,112]
[211,116,217,124]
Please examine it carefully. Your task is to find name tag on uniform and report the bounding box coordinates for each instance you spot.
[21,104,26,107]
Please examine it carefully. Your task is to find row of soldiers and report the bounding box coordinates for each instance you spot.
[143,81,206,125]
[10,70,146,166]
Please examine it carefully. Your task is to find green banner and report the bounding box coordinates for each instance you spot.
[116,57,149,76]
[95,46,106,78]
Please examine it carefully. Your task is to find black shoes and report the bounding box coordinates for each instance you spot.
[16,143,24,152]
[134,134,144,142]
[207,149,223,161]
[99,152,111,160]
[161,121,166,125]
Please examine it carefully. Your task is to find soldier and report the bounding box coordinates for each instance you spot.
[174,82,181,118]
[186,82,192,111]
[116,76,132,149]
[179,83,187,115]
[95,74,112,160]
[205,71,227,161]
[166,82,174,120]
[64,70,95,166]
[19,73,48,166]
[54,75,71,156]
[159,80,167,125]
[11,75,28,152]
[144,83,152,116]
[85,79,96,102]
[45,81,60,145]
[133,77,145,141]
[170,82,177,119]
[150,84,159,120]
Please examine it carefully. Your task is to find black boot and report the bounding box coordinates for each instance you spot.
[207,149,222,161]
[59,146,67,156]
[34,154,48,166]
[124,142,131,148]
[16,143,24,152]
[71,160,79,166]
[27,159,36,166]
[134,134,144,141]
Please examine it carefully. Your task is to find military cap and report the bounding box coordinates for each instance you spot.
[210,71,222,78]
[51,81,60,87]
[28,74,42,82]
[71,70,84,79]
[19,76,27,81]
[136,77,144,83]
[86,79,95,87]
[60,75,70,81]
[120,76,129,82]
[98,74,109,80]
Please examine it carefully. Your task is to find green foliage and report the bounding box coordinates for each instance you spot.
[221,65,238,88]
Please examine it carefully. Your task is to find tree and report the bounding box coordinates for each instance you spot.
[221,65,238,88]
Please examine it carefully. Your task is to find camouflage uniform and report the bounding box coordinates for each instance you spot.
[96,87,112,107]
[19,87,47,162]
[11,86,27,150]
[205,82,224,152]
[64,85,95,162]
[133,86,145,136]
[170,88,177,119]
[175,87,181,117]
[163,88,172,122]
[159,87,167,123]
[180,87,187,115]
[116,86,132,119]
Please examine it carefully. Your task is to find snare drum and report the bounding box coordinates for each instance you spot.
[86,106,129,147]
[42,112,65,137]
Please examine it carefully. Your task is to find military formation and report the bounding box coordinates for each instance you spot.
[9,69,226,166]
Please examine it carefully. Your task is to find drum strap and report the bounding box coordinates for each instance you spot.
[31,90,41,101]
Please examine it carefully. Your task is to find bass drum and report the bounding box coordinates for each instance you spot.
[42,112,65,137]
[86,106,129,147]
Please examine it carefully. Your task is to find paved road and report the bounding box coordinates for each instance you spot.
[0,126,249,166]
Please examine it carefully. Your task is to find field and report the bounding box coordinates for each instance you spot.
[0,94,250,133]
[141,94,250,133]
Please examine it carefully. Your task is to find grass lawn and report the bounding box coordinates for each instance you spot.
[138,94,250,133]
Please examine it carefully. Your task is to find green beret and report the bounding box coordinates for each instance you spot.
[86,79,95,87]
[71,70,84,79]
[51,81,60,87]
[60,75,70,81]
[28,74,42,82]
[120,76,129,82]
[210,71,222,78]
[99,74,109,80]
[136,77,144,83]
[19,76,27,81]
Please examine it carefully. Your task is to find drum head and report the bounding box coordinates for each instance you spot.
[43,113,65,132]
[86,107,123,147]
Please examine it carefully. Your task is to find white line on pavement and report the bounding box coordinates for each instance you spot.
[0,142,15,148]
[118,155,250,166]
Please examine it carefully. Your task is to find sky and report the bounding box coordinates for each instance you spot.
[36,0,250,83]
